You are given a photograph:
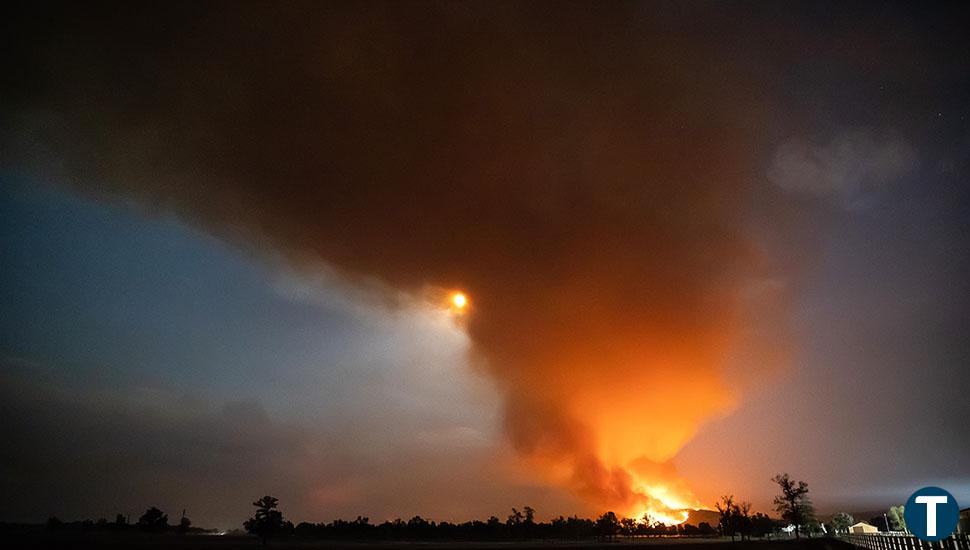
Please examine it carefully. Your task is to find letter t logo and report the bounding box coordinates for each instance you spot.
[915,495,948,536]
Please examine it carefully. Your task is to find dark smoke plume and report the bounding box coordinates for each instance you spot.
[2,1,790,514]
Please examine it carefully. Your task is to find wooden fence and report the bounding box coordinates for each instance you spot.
[845,533,970,550]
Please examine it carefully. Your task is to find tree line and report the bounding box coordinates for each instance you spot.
[242,496,724,545]
[244,472,818,544]
[44,507,201,534]
[30,472,834,544]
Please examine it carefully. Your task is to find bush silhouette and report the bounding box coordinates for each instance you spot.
[137,507,168,532]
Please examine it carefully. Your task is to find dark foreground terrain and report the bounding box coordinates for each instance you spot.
[3,533,857,550]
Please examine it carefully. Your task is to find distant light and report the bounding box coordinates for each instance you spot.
[451,292,468,309]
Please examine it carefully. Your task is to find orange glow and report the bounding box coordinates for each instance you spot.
[450,292,468,309]
[627,478,697,525]
[503,343,730,526]
[637,507,690,526]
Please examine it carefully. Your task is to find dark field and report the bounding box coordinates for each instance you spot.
[3,534,858,550]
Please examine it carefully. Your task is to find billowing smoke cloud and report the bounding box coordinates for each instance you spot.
[2,2,788,516]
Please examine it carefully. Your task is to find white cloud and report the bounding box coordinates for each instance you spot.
[768,130,917,206]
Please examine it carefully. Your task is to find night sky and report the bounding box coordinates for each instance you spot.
[2,1,969,528]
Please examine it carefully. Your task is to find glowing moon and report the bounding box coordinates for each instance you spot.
[451,292,468,309]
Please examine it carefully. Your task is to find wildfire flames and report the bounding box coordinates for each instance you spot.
[640,508,690,527]
[630,480,697,525]
[493,323,740,525]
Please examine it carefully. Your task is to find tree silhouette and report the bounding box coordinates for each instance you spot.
[750,512,776,538]
[595,511,619,541]
[620,517,638,537]
[716,495,735,539]
[523,506,536,525]
[831,512,854,534]
[887,505,906,532]
[406,516,434,538]
[716,495,752,541]
[137,507,168,532]
[771,473,814,539]
[802,519,823,538]
[522,506,536,537]
[244,496,285,545]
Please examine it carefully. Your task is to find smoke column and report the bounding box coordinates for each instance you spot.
[2,2,789,517]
